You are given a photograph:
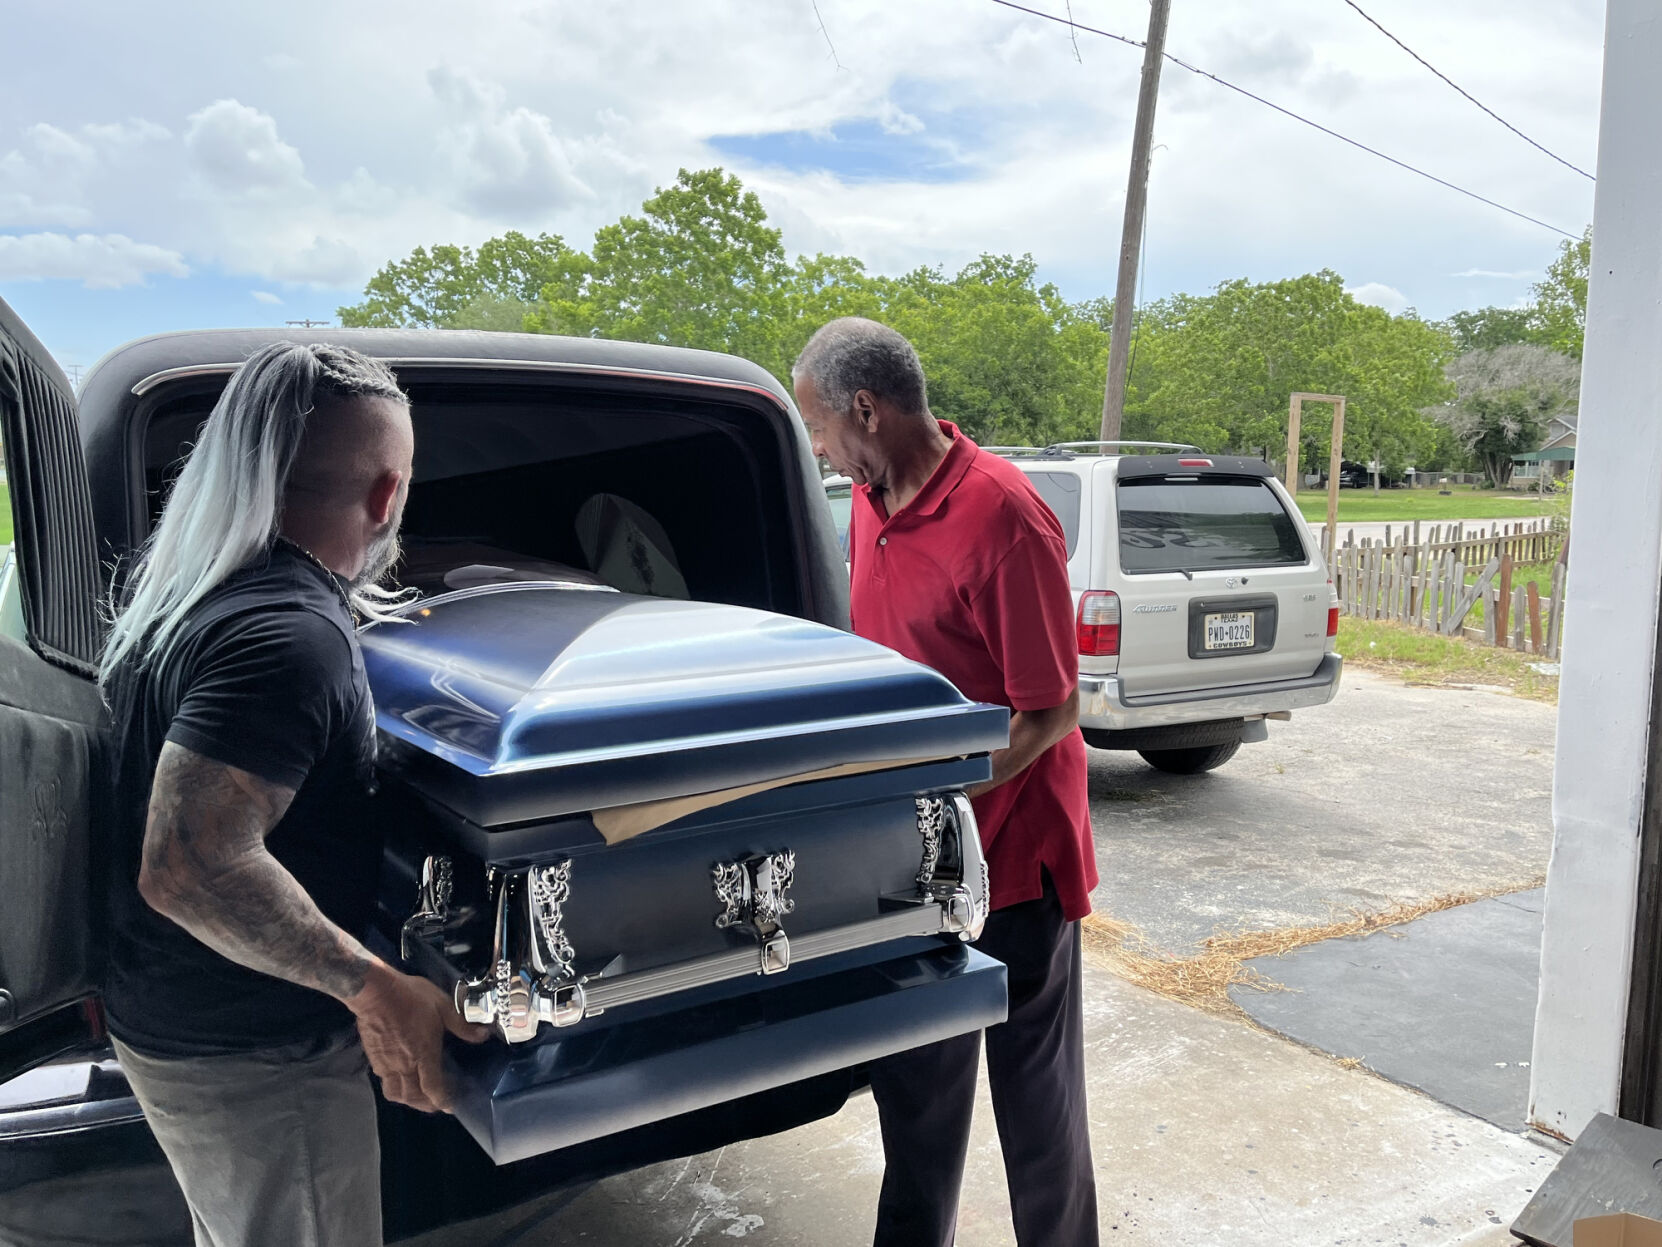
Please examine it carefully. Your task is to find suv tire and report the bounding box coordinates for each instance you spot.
[1137,741,1242,774]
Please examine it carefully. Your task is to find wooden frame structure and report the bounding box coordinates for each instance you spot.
[1286,392,1347,561]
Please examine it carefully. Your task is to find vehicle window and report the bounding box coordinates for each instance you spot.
[0,423,11,560]
[1026,471,1081,557]
[825,484,852,557]
[0,424,20,643]
[148,385,802,616]
[1117,475,1307,573]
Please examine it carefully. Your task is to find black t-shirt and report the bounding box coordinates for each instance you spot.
[104,543,382,1057]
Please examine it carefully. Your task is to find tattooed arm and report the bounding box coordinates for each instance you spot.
[138,741,372,997]
[139,741,488,1110]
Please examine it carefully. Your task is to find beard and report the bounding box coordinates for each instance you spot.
[354,519,404,591]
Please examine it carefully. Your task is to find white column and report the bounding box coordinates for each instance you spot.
[1530,0,1662,1140]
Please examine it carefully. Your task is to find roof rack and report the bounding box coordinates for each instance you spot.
[1043,440,1204,455]
[981,445,1054,458]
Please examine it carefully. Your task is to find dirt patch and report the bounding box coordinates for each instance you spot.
[1089,787,1167,804]
[1082,876,1547,1018]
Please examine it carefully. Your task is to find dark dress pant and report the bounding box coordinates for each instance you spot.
[869,875,1099,1247]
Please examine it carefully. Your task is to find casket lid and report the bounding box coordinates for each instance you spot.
[360,584,1008,826]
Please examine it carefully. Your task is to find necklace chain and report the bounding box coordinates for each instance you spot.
[277,536,358,624]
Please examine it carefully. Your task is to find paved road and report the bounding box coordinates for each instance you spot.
[413,667,1559,1245]
[1087,665,1555,953]
[416,967,1553,1247]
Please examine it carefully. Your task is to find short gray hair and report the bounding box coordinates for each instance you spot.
[792,318,928,417]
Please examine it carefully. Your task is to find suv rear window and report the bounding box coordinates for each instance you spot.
[1026,471,1081,557]
[1117,475,1307,573]
[825,483,852,556]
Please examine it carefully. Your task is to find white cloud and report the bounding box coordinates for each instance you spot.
[0,0,1605,348]
[426,68,591,218]
[0,232,188,287]
[251,289,282,304]
[1452,268,1540,279]
[876,100,925,136]
[1346,282,1411,314]
[184,100,307,195]
[0,119,171,227]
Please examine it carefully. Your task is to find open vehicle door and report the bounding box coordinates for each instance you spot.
[0,294,108,1081]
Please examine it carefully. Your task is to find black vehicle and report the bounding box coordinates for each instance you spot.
[0,305,1009,1242]
[1335,459,1406,489]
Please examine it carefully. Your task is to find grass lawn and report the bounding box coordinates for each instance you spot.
[1459,558,1562,628]
[0,479,10,548]
[1293,485,1554,524]
[1338,617,1557,702]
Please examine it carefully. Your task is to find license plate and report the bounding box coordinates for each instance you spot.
[1204,611,1255,650]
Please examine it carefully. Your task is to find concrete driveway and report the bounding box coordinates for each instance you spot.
[1088,665,1555,954]
[413,667,1560,1246]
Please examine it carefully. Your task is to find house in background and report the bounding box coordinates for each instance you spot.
[1512,410,1577,487]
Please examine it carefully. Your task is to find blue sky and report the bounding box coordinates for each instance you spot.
[2,272,355,381]
[0,0,1603,377]
[710,121,973,185]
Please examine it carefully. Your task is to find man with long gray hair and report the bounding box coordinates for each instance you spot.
[795,318,1100,1247]
[101,342,489,1247]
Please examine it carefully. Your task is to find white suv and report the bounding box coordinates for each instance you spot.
[825,443,1342,773]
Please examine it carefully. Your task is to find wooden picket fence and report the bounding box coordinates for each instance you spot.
[1325,519,1566,658]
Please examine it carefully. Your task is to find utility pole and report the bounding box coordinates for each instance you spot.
[1099,0,1172,442]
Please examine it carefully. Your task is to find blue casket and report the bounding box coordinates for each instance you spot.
[359,583,1010,1163]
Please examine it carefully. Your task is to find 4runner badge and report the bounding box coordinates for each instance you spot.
[1132,604,1178,614]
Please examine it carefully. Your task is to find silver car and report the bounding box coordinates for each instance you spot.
[826,445,1343,774]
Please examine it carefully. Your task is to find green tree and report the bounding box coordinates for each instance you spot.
[1429,343,1580,487]
[334,170,1450,474]
[526,168,789,370]
[880,254,1106,446]
[1530,226,1591,359]
[337,231,578,328]
[1124,272,1452,484]
[773,252,889,378]
[1440,306,1536,353]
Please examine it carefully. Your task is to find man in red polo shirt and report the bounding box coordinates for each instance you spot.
[794,318,1099,1247]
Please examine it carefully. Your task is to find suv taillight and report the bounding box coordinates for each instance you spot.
[1327,606,1340,638]
[1078,590,1121,657]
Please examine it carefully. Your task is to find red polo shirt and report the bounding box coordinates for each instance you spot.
[849,422,1097,921]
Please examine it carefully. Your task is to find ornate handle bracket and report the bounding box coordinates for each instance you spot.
[710,850,797,975]
[915,795,990,943]
[455,860,587,1043]
[400,855,453,962]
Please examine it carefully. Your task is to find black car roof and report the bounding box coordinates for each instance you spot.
[78,325,791,421]
[74,326,799,566]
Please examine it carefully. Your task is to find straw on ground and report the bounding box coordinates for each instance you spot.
[1082,877,1546,1019]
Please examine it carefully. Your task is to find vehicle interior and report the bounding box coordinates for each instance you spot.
[138,377,808,617]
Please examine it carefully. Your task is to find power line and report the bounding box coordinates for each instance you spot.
[1339,0,1594,182]
[1161,50,1578,238]
[811,0,845,70]
[987,0,1579,239]
[990,0,1139,50]
[1062,0,1083,63]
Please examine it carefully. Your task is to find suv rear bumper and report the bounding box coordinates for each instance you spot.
[1078,653,1343,732]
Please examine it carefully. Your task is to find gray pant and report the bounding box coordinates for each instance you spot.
[112,1028,382,1247]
